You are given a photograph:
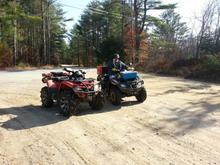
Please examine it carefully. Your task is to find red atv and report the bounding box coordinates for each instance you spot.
[40,68,104,116]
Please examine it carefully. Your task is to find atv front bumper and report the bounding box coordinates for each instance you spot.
[119,86,144,96]
[117,79,145,96]
[75,91,103,102]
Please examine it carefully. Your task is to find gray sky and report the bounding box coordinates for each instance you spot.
[57,0,210,32]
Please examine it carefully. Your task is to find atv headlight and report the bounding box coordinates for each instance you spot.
[136,82,142,88]
[120,84,127,88]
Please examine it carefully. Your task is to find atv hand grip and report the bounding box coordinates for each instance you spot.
[112,68,119,72]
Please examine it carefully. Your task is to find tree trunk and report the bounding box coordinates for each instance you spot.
[46,1,51,65]
[77,38,80,66]
[134,0,140,63]
[121,0,125,43]
[41,0,47,65]
[13,0,17,66]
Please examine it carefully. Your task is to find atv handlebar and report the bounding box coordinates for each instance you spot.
[112,68,120,73]
[127,67,134,71]
[63,67,74,73]
[42,73,69,83]
[42,68,88,83]
[112,67,134,73]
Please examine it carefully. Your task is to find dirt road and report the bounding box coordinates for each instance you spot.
[0,69,220,165]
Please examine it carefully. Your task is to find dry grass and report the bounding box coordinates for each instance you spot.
[0,65,58,71]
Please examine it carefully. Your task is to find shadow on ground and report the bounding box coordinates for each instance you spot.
[147,99,220,137]
[152,83,220,96]
[0,100,140,131]
[156,83,211,95]
[0,105,65,131]
[168,100,220,136]
[76,100,140,116]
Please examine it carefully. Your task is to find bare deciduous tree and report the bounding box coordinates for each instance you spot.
[196,0,216,58]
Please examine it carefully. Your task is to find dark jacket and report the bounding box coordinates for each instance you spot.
[107,59,128,75]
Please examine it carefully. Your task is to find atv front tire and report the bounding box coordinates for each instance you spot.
[59,91,80,117]
[136,88,147,102]
[109,87,121,106]
[40,87,53,108]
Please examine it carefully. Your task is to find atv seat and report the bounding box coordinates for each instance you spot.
[74,78,95,83]
[52,76,69,82]
[51,72,66,77]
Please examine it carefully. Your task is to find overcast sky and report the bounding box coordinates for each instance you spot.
[57,0,210,32]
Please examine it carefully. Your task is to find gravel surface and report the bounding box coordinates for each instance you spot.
[0,69,220,165]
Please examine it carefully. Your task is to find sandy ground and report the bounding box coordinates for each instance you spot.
[0,68,220,165]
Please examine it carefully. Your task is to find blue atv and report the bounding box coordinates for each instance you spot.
[97,66,147,105]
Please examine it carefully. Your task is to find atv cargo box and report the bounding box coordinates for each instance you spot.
[120,71,137,80]
[97,66,108,75]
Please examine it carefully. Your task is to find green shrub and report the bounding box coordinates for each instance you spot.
[201,55,220,73]
[198,55,220,80]
[17,62,30,68]
[0,42,13,67]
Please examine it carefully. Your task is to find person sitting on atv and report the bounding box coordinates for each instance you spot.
[108,53,128,77]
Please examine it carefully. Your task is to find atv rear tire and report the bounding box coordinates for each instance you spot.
[136,88,147,103]
[109,86,121,106]
[59,91,80,117]
[40,87,53,108]
[89,93,104,110]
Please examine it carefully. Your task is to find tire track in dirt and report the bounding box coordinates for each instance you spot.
[17,106,90,165]
[78,106,220,165]
[63,112,172,164]
[0,99,89,165]
[77,114,187,164]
